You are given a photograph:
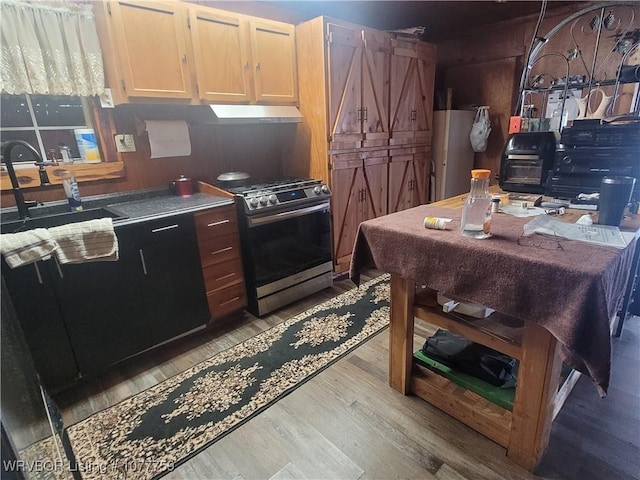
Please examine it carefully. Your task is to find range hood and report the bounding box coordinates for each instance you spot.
[206,104,303,124]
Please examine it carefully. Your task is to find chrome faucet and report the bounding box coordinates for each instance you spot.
[1,140,50,219]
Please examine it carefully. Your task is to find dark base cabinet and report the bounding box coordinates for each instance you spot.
[135,214,210,344]
[52,224,153,375]
[1,259,79,388]
[2,211,211,388]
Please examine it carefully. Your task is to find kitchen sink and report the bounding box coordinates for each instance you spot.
[0,206,129,234]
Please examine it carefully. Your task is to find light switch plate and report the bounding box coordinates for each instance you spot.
[115,134,136,152]
[99,88,114,109]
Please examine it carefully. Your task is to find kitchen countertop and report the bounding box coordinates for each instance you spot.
[108,193,233,225]
[0,187,233,227]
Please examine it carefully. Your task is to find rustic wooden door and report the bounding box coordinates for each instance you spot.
[361,30,391,148]
[327,22,363,150]
[413,44,436,145]
[389,39,418,146]
[388,149,429,213]
[361,152,389,220]
[250,19,298,104]
[189,7,252,103]
[108,0,193,99]
[330,153,366,273]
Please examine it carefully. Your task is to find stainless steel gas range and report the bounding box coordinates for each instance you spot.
[224,178,333,317]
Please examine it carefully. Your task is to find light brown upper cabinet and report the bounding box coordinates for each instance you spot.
[189,8,298,104]
[326,22,391,151]
[97,0,193,102]
[390,38,436,146]
[96,1,298,105]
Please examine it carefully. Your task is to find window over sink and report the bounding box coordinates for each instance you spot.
[1,93,98,164]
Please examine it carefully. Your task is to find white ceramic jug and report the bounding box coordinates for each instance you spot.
[575,87,613,119]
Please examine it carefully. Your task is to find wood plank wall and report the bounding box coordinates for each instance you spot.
[1,2,602,207]
[435,2,594,182]
[1,106,293,207]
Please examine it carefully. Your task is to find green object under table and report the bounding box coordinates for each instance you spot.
[413,349,515,411]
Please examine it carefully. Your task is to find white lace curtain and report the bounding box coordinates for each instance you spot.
[0,0,105,96]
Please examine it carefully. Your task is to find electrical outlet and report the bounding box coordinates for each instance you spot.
[115,134,136,152]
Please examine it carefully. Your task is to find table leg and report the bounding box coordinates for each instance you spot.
[507,321,563,470]
[389,274,415,394]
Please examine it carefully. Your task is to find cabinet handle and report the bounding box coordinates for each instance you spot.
[151,224,179,233]
[207,219,230,227]
[357,108,362,121]
[215,272,236,282]
[182,54,187,64]
[34,262,43,285]
[411,109,417,122]
[363,107,368,121]
[362,189,367,202]
[139,249,148,275]
[220,296,240,307]
[244,62,249,69]
[211,246,233,256]
[256,63,261,71]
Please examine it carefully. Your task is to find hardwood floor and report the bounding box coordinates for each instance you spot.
[55,269,640,480]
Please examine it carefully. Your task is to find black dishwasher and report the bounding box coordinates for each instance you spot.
[54,213,209,376]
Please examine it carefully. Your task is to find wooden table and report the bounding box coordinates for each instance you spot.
[352,189,639,471]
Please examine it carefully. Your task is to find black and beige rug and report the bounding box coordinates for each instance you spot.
[29,274,390,480]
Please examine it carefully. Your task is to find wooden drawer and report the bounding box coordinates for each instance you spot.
[198,233,241,268]
[194,205,238,242]
[202,257,244,292]
[208,282,247,320]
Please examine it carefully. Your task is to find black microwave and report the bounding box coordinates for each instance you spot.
[499,132,556,194]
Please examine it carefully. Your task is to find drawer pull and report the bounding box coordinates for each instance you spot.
[207,219,230,227]
[139,249,148,275]
[220,296,240,307]
[211,246,233,255]
[151,224,179,233]
[215,272,236,282]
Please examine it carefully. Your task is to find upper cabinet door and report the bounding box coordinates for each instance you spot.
[327,23,364,150]
[390,38,436,146]
[413,43,436,145]
[189,8,252,103]
[107,0,193,99]
[361,30,391,147]
[250,19,298,104]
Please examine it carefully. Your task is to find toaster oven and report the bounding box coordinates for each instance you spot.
[499,132,556,194]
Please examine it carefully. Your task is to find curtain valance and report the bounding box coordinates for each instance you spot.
[1,0,105,96]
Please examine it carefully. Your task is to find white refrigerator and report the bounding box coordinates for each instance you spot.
[431,110,476,201]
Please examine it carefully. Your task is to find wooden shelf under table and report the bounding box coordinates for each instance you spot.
[391,276,582,470]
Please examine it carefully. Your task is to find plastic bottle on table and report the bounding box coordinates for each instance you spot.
[460,169,492,239]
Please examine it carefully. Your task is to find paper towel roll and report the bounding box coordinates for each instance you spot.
[146,120,191,158]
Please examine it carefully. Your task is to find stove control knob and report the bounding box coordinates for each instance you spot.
[313,186,321,195]
[249,198,259,208]
[268,194,277,204]
[321,184,330,194]
[259,196,268,206]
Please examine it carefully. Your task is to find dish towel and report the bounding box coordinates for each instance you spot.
[48,218,119,264]
[0,228,59,268]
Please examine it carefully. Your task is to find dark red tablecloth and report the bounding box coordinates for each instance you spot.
[350,205,638,395]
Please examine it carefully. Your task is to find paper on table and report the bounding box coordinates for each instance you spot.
[522,215,628,248]
[146,120,191,158]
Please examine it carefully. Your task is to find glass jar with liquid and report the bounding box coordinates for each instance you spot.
[460,169,492,239]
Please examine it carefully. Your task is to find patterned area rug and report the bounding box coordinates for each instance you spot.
[33,274,390,480]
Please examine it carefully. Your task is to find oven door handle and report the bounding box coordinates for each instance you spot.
[248,202,330,227]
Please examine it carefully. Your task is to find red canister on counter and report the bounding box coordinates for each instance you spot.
[173,175,193,196]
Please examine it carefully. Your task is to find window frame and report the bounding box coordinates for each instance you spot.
[1,93,97,164]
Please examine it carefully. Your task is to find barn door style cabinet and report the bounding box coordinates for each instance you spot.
[293,16,436,273]
[96,0,298,105]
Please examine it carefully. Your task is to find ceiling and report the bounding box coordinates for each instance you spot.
[269,1,578,41]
